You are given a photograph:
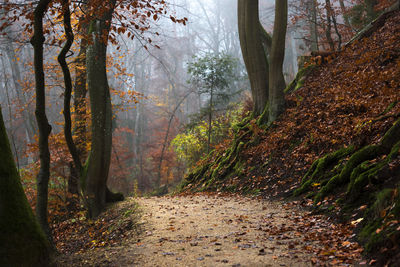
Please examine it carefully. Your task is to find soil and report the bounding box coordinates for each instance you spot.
[56,194,363,266]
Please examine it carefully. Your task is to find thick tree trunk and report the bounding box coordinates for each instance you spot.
[268,0,288,122]
[30,0,53,243]
[0,107,50,266]
[238,0,269,116]
[85,0,117,218]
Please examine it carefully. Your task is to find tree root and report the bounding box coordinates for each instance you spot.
[293,146,355,196]
[295,118,400,203]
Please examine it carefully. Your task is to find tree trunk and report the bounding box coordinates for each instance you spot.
[365,0,378,21]
[238,0,269,116]
[58,0,81,175]
[326,0,342,50]
[85,0,117,218]
[0,3,37,144]
[73,3,89,161]
[339,0,353,31]
[325,0,335,51]
[207,86,213,154]
[309,0,319,52]
[0,107,50,266]
[58,0,82,211]
[268,0,288,122]
[30,0,53,243]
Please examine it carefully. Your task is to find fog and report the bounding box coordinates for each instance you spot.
[0,0,353,195]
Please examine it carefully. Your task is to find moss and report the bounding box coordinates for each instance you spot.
[314,174,341,203]
[342,145,380,179]
[370,188,394,219]
[257,102,269,126]
[378,101,398,116]
[347,141,400,198]
[360,220,384,252]
[294,146,355,197]
[284,64,317,94]
[294,179,313,196]
[358,185,400,253]
[381,118,400,151]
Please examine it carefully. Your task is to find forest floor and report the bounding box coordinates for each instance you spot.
[56,194,366,266]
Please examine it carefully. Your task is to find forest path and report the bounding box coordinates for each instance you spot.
[63,194,363,266]
[129,194,351,267]
[131,195,312,267]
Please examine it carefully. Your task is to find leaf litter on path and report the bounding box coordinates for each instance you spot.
[57,194,364,266]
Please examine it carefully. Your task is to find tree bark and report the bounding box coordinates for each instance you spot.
[338,0,353,31]
[0,107,50,266]
[58,0,83,211]
[238,0,269,116]
[326,0,342,50]
[58,0,82,175]
[309,0,319,52]
[325,0,335,51]
[73,3,89,161]
[85,0,117,218]
[268,0,288,122]
[365,0,378,21]
[30,0,53,243]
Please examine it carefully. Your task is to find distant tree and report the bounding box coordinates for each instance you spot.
[187,53,238,153]
[0,107,50,266]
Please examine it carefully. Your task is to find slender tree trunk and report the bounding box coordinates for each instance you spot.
[30,0,53,243]
[309,0,319,52]
[339,0,353,31]
[85,0,118,218]
[268,0,288,122]
[58,0,81,174]
[325,0,335,51]
[365,0,378,21]
[238,0,269,116]
[0,107,50,266]
[58,0,83,211]
[157,91,192,188]
[207,87,213,154]
[73,2,88,161]
[325,0,342,50]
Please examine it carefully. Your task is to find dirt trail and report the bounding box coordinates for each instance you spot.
[133,195,314,267]
[61,194,363,266]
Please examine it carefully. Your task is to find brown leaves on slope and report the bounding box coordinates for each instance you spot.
[241,10,400,197]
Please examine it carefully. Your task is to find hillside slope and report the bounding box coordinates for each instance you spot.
[179,9,400,265]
